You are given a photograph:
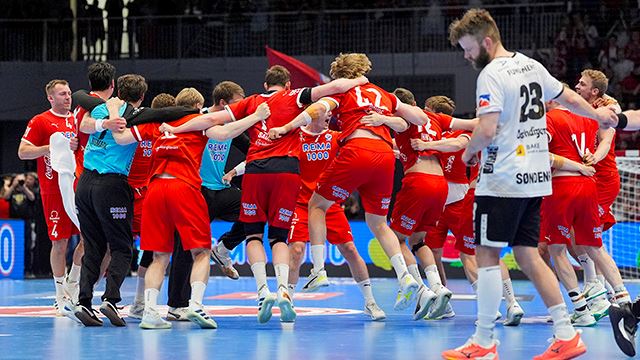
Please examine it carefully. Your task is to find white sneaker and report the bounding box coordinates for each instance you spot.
[503,301,524,326]
[211,244,239,280]
[140,308,172,329]
[277,285,296,323]
[413,285,436,320]
[394,273,419,311]
[167,307,190,321]
[64,279,79,304]
[301,269,329,292]
[364,301,386,321]
[257,288,277,324]
[186,303,218,329]
[571,310,597,327]
[427,286,453,319]
[128,300,144,320]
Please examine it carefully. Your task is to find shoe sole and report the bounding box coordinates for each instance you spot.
[211,250,240,280]
[186,311,218,329]
[413,293,436,320]
[278,300,297,323]
[504,311,524,326]
[75,310,103,327]
[258,296,277,323]
[427,291,452,320]
[139,321,172,329]
[394,282,419,311]
[100,306,126,327]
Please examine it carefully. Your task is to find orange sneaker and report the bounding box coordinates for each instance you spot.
[533,330,587,360]
[441,338,499,360]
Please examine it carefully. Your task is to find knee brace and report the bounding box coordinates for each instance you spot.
[411,242,425,255]
[268,226,289,248]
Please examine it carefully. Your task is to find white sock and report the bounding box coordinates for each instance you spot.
[54,276,65,300]
[473,266,502,348]
[578,254,596,283]
[310,245,325,273]
[287,284,296,298]
[251,262,269,295]
[68,264,81,283]
[549,303,577,340]
[134,275,145,303]
[424,265,443,291]
[471,281,478,293]
[389,254,409,281]
[358,279,375,303]
[502,279,516,305]
[190,281,206,307]
[145,288,160,311]
[407,264,423,284]
[274,263,289,289]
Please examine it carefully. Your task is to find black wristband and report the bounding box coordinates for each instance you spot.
[616,112,628,129]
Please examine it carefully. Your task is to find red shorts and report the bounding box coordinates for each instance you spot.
[316,138,395,216]
[542,176,602,247]
[141,178,211,252]
[131,186,147,235]
[595,170,620,231]
[41,192,79,241]
[239,172,300,229]
[288,204,352,245]
[424,187,476,255]
[389,172,448,236]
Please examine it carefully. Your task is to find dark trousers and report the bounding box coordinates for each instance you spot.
[76,170,133,306]
[202,186,245,250]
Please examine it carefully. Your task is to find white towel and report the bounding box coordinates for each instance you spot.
[49,133,80,230]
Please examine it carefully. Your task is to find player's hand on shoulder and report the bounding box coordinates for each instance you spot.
[255,103,271,121]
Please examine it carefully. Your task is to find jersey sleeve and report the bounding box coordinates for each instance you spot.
[539,62,564,101]
[476,69,504,116]
[22,115,45,146]
[226,96,253,121]
[132,123,158,142]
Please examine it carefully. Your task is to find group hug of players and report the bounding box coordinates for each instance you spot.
[17,8,640,360]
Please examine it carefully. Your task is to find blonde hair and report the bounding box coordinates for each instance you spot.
[425,96,456,115]
[176,87,204,108]
[393,88,416,106]
[151,93,176,109]
[449,8,501,46]
[329,53,372,79]
[45,80,69,95]
[581,69,609,97]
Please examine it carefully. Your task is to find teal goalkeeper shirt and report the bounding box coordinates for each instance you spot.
[83,103,138,175]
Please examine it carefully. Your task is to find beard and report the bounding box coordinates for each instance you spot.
[471,45,492,70]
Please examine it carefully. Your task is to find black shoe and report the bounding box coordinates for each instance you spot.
[99,301,126,327]
[74,305,103,327]
[609,303,638,357]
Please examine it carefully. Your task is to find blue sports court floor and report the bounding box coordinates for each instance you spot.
[0,277,635,359]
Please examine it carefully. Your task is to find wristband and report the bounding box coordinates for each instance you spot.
[95,119,105,132]
[616,113,628,129]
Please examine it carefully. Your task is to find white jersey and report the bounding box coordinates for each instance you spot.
[475,52,563,198]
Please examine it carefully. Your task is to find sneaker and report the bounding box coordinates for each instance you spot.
[570,310,597,327]
[583,280,607,302]
[588,296,611,321]
[277,286,297,323]
[394,273,419,311]
[609,303,638,357]
[364,301,386,321]
[427,286,453,319]
[503,302,524,326]
[533,330,587,360]
[257,290,277,324]
[74,304,103,327]
[301,268,329,292]
[128,300,144,320]
[99,301,126,327]
[167,307,190,321]
[441,337,499,360]
[211,245,239,280]
[140,308,172,329]
[413,285,436,320]
[186,304,218,329]
[64,279,79,304]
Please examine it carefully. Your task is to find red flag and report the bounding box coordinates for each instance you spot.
[265,46,331,88]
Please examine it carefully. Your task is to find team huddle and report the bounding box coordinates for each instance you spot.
[17,8,640,360]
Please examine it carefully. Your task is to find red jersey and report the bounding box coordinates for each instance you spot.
[439,130,477,184]
[594,132,618,174]
[127,139,154,188]
[132,114,208,189]
[325,83,399,147]
[21,110,76,195]
[72,92,101,178]
[296,129,340,205]
[546,108,597,165]
[395,111,453,173]
[226,89,310,164]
